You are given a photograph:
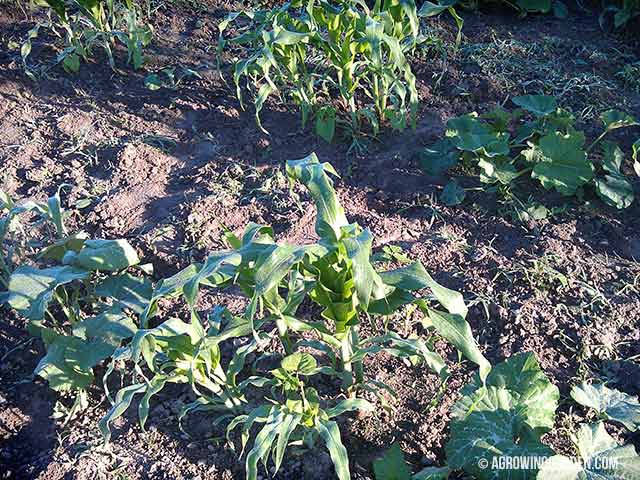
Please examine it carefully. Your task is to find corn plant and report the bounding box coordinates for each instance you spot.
[22,0,152,77]
[98,154,489,480]
[420,95,639,209]
[1,190,149,417]
[218,0,420,142]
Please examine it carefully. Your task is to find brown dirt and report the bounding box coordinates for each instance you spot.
[1,1,639,479]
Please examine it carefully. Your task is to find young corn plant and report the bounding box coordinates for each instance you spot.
[218,0,420,143]
[419,95,639,209]
[100,154,489,480]
[1,189,149,417]
[23,0,152,77]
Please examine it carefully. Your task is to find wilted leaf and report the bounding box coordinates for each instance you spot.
[72,308,137,348]
[35,330,114,391]
[446,115,508,155]
[95,273,153,314]
[595,142,634,209]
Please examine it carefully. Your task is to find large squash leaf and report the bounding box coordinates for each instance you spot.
[445,352,558,479]
[531,131,593,195]
[571,382,640,432]
[512,95,556,116]
[538,422,640,480]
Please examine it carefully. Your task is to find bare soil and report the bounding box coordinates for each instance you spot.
[1,2,639,479]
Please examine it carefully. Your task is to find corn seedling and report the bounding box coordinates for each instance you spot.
[218,0,420,142]
[22,0,153,77]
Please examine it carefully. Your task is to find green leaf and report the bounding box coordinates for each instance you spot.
[571,383,640,432]
[552,0,569,19]
[69,239,140,271]
[440,180,465,206]
[413,466,450,480]
[317,419,351,480]
[446,353,559,479]
[538,422,640,480]
[595,142,634,209]
[35,330,115,391]
[343,228,387,310]
[419,139,459,176]
[515,0,552,12]
[446,115,508,155]
[478,157,520,185]
[144,73,163,90]
[72,308,137,347]
[512,95,557,116]
[446,395,554,479]
[316,107,336,143]
[531,131,594,195]
[39,232,88,262]
[99,384,146,443]
[95,273,153,314]
[373,443,412,480]
[286,153,349,246]
[455,352,559,432]
[246,408,283,480]
[326,398,375,418]
[281,352,317,375]
[600,110,638,131]
[62,53,80,73]
[7,265,89,320]
[425,308,490,383]
[418,0,458,17]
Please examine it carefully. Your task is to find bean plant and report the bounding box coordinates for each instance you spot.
[22,0,152,77]
[420,95,639,209]
[218,0,420,143]
[95,154,489,480]
[1,188,149,417]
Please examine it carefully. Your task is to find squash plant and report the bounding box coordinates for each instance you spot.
[218,0,420,142]
[420,95,639,209]
[100,154,489,480]
[22,0,152,77]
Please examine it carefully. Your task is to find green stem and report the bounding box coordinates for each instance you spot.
[587,129,610,153]
[351,327,364,385]
[276,317,294,355]
[340,333,354,392]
